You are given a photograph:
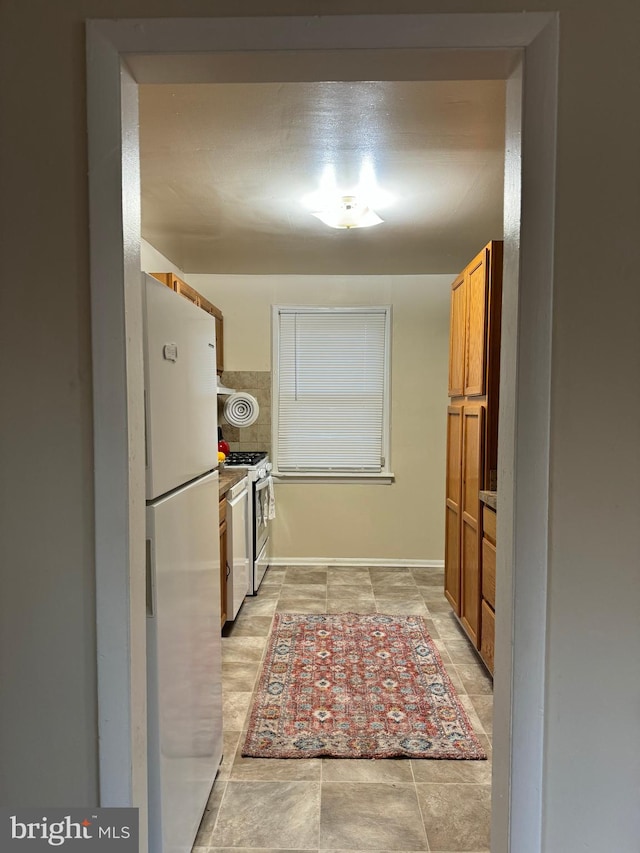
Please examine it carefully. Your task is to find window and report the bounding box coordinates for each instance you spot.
[272,306,392,482]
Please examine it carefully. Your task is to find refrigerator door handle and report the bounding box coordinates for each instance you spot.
[146,538,155,617]
[144,389,149,471]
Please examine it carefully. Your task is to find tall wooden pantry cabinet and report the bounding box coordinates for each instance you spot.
[444,241,503,663]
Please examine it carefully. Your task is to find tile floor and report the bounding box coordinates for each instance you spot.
[194,565,493,853]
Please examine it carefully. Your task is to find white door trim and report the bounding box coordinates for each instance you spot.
[86,14,558,853]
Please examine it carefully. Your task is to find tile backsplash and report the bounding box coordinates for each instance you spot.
[218,371,271,454]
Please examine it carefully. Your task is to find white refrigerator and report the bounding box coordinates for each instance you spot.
[143,273,222,853]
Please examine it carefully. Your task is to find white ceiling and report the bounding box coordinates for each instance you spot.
[139,79,505,275]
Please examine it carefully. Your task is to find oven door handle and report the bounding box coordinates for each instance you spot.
[256,522,269,554]
[255,477,270,493]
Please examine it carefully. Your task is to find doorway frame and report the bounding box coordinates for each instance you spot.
[86,13,558,853]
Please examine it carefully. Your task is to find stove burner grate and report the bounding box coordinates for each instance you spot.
[224,451,267,466]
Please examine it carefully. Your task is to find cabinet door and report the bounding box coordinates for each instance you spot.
[484,240,503,487]
[444,405,463,613]
[460,404,485,646]
[448,272,466,397]
[219,520,228,627]
[219,499,228,627]
[214,315,223,374]
[464,248,489,396]
[482,537,496,609]
[199,295,224,374]
[480,600,495,674]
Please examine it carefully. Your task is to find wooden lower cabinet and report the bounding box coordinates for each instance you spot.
[219,497,228,627]
[444,403,496,672]
[444,403,487,656]
[479,505,497,673]
[444,405,463,613]
[482,539,496,607]
[480,600,495,673]
[459,405,484,647]
[482,537,496,609]
[444,403,485,648]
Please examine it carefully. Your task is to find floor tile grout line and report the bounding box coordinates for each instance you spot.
[205,776,228,848]
[413,772,433,853]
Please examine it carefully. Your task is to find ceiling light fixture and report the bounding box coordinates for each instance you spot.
[302,161,393,230]
[311,195,383,230]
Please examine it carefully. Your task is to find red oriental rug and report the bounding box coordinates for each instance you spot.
[241,612,487,759]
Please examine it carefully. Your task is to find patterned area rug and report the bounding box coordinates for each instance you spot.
[241,613,487,759]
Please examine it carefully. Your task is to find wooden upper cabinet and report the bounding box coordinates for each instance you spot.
[446,241,503,401]
[215,316,223,374]
[150,271,199,306]
[448,273,466,397]
[199,295,224,375]
[464,248,489,396]
[149,272,225,375]
[199,294,222,321]
[484,241,503,486]
[149,271,175,290]
[173,277,200,307]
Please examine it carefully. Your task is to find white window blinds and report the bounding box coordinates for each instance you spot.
[274,307,391,473]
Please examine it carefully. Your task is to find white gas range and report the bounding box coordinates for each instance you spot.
[223,451,273,594]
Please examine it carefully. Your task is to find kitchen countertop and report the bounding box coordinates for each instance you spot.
[218,466,248,498]
[479,490,497,510]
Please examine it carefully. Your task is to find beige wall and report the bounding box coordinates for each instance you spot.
[140,236,184,276]
[2,3,640,851]
[192,273,452,562]
[142,243,453,562]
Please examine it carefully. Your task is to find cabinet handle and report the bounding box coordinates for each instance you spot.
[226,562,231,579]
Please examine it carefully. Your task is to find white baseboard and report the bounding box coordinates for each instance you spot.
[268,557,444,569]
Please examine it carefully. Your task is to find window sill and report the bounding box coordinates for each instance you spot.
[272,471,395,485]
